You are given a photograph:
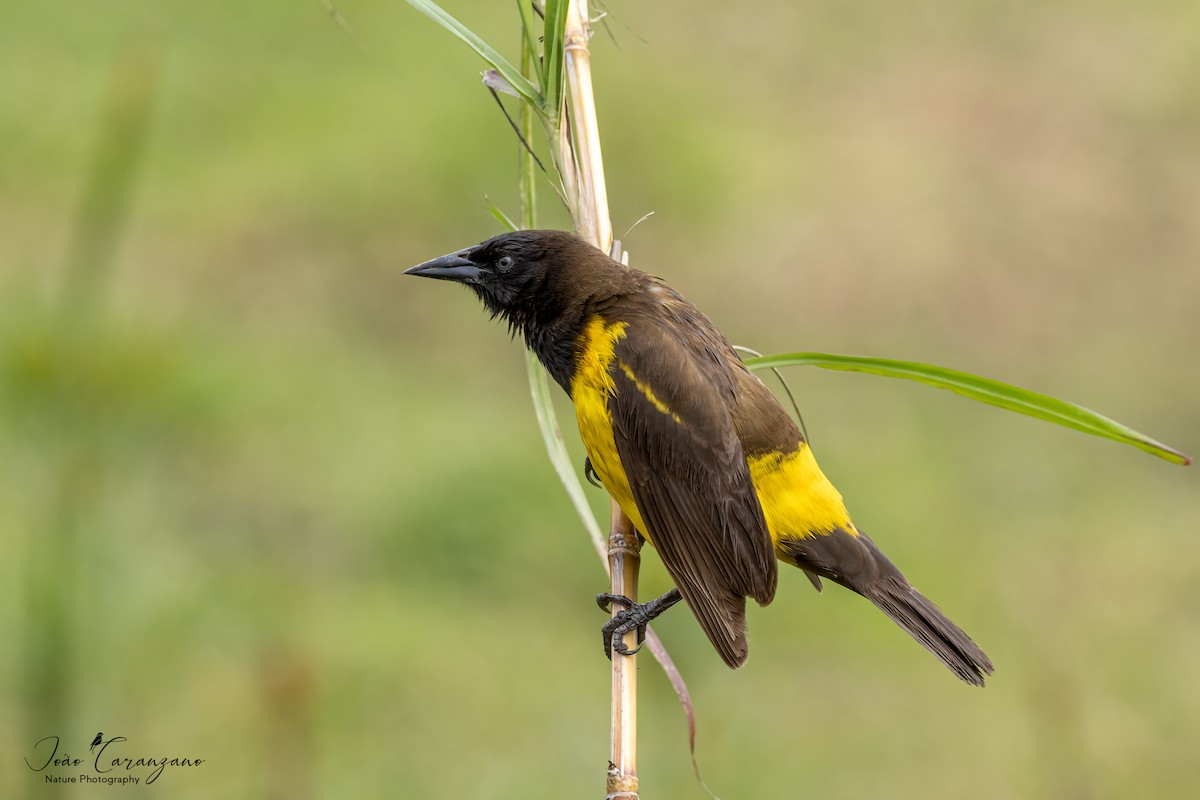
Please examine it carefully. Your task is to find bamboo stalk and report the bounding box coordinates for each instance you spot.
[559,1,638,796]
[606,503,640,800]
[563,0,612,252]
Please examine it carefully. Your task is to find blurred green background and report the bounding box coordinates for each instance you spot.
[2,1,1197,797]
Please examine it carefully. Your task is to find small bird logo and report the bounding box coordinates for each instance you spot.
[90,732,103,752]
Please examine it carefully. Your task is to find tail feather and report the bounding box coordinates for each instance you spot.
[782,527,994,686]
[863,580,994,687]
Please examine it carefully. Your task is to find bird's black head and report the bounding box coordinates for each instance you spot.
[405,229,605,332]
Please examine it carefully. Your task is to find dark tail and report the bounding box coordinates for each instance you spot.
[783,528,994,686]
[861,579,993,687]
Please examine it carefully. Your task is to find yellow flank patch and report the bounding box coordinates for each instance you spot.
[618,362,682,424]
[748,443,856,544]
[570,317,649,536]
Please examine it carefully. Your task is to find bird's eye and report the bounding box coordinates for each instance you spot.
[496,255,515,271]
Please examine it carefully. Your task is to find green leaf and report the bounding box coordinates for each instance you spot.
[484,197,519,232]
[540,0,569,116]
[518,32,539,231]
[406,0,543,109]
[744,352,1191,466]
[515,0,541,91]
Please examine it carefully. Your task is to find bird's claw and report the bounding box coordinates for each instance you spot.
[595,592,628,612]
[597,593,649,658]
[584,457,602,488]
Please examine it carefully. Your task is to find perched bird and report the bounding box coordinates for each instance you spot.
[406,229,993,685]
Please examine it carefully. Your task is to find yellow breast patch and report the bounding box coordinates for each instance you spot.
[570,317,648,535]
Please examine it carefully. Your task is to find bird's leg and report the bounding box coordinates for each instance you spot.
[596,588,683,658]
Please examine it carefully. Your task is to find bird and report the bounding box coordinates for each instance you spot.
[406,229,993,686]
[90,732,103,752]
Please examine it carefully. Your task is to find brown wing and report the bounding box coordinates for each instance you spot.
[608,319,777,668]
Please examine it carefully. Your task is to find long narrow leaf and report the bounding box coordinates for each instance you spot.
[744,352,1191,466]
[484,195,519,233]
[540,0,569,115]
[407,0,543,109]
[518,33,539,231]
[515,0,542,91]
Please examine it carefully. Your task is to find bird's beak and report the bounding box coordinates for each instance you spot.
[404,249,483,283]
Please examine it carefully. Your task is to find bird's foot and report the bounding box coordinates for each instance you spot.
[596,588,683,658]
